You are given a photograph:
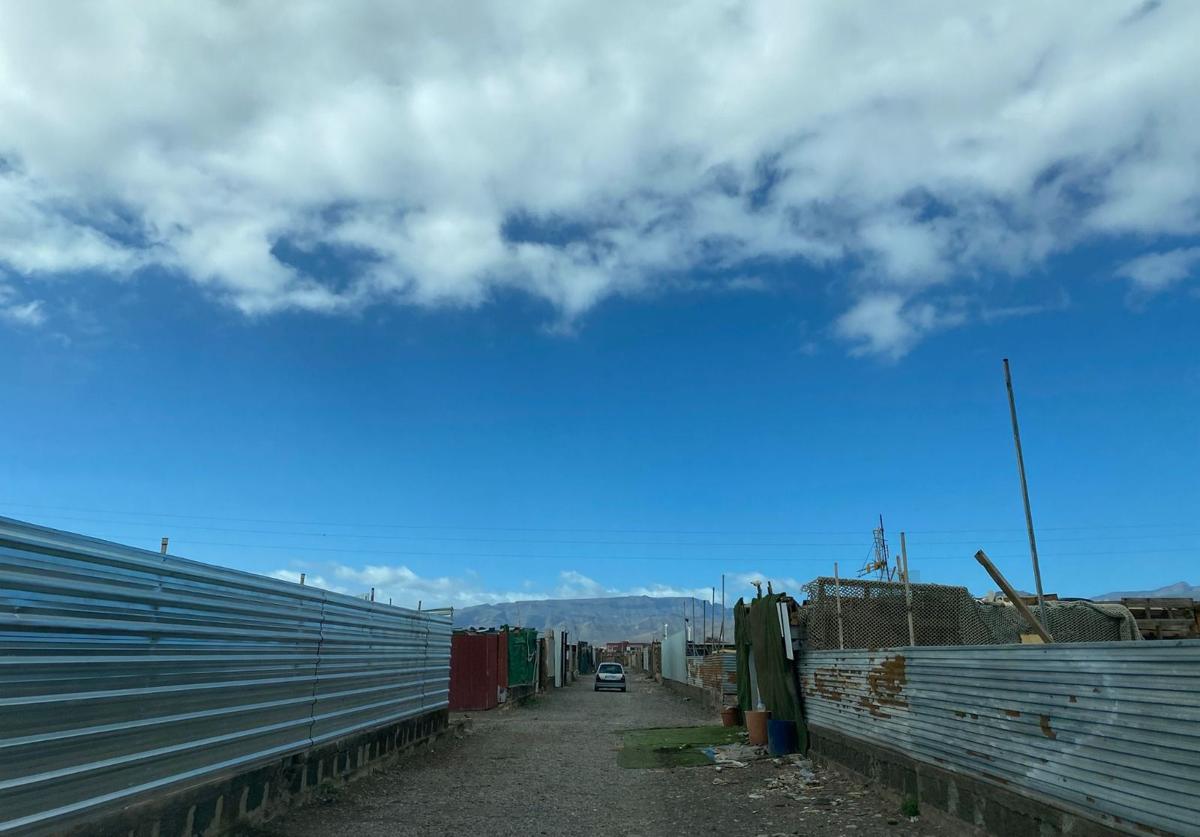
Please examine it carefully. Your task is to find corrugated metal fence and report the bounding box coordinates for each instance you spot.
[687,650,738,706]
[661,629,687,683]
[0,517,451,835]
[801,641,1200,836]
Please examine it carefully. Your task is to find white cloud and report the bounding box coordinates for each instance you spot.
[268,569,347,594]
[271,563,761,610]
[0,283,47,327]
[1,1,1197,352]
[835,293,966,359]
[1,300,45,326]
[1115,247,1200,293]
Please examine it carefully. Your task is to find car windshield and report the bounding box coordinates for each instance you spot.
[598,664,622,673]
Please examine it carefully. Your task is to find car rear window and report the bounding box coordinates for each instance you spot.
[598,663,623,673]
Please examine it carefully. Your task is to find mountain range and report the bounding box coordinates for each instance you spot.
[452,582,1198,643]
[452,595,736,644]
[1094,581,1199,601]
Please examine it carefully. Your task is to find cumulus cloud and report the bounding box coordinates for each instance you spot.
[835,293,966,359]
[1,1,1197,351]
[1115,247,1200,293]
[272,563,746,609]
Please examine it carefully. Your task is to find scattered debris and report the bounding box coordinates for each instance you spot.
[756,755,823,801]
[704,742,767,767]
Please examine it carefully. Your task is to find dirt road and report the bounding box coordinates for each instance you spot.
[248,676,973,836]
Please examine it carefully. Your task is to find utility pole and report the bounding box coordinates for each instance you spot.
[720,575,726,643]
[1003,358,1050,634]
[160,537,168,555]
[711,586,716,644]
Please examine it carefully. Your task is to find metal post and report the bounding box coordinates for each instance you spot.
[833,562,845,650]
[299,572,306,585]
[975,550,1053,643]
[900,532,916,646]
[720,574,726,643]
[160,537,168,555]
[1003,358,1049,632]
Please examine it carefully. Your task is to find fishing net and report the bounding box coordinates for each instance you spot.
[799,577,1139,650]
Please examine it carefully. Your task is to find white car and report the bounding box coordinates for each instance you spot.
[594,662,627,692]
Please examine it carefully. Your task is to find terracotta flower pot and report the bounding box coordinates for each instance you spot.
[745,709,771,745]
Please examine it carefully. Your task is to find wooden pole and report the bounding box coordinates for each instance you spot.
[1003,358,1049,630]
[975,550,1053,643]
[833,562,845,650]
[900,532,916,646]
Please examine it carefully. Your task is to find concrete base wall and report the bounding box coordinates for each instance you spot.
[807,725,1125,837]
[506,683,537,705]
[71,709,451,837]
[660,678,723,715]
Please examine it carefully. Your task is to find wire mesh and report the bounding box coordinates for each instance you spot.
[800,577,1139,650]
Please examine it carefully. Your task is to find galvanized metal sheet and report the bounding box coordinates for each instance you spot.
[0,516,451,836]
[661,629,687,684]
[801,642,1200,836]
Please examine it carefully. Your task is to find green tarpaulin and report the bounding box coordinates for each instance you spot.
[734,595,807,749]
[507,627,538,687]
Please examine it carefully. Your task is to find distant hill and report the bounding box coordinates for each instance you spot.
[452,595,735,644]
[1094,581,1199,601]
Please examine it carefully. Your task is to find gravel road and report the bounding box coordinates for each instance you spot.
[246,675,977,836]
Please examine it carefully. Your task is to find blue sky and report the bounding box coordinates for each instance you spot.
[1,2,1197,608]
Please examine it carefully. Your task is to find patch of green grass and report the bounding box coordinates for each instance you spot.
[901,794,920,817]
[616,725,744,769]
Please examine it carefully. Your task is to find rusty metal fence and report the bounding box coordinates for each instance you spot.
[686,650,738,706]
[0,516,451,836]
[800,641,1200,836]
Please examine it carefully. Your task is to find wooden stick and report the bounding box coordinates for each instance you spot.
[901,532,916,646]
[975,550,1053,643]
[834,562,845,650]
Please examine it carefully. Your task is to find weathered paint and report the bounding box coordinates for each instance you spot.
[801,642,1200,836]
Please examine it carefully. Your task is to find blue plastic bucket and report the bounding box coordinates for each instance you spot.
[766,719,798,755]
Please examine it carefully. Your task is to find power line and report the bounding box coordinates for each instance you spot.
[2,503,1194,540]
[14,511,1200,548]
[11,508,1200,554]
[26,528,1193,563]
